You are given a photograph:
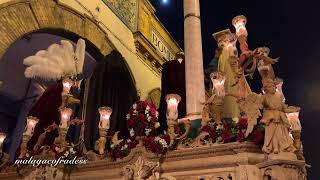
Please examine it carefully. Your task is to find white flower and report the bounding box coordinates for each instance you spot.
[146,106,150,110]
[110,144,115,148]
[216,124,223,130]
[130,128,135,137]
[145,128,152,136]
[121,144,128,150]
[126,114,130,120]
[155,136,161,141]
[156,111,159,118]
[147,116,152,122]
[118,139,124,145]
[133,110,138,114]
[133,103,137,109]
[64,151,69,157]
[155,122,160,128]
[127,139,132,143]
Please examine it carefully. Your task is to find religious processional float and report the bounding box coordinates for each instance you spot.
[0,15,308,180]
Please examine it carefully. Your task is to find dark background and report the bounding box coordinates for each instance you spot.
[151,0,320,179]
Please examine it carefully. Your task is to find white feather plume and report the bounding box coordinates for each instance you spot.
[23,39,86,80]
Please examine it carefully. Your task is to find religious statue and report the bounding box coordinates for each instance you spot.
[213,29,252,120]
[241,78,299,159]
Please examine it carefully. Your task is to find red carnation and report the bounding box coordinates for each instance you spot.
[222,131,231,143]
[238,117,248,129]
[252,131,264,143]
[237,131,246,142]
[208,129,216,139]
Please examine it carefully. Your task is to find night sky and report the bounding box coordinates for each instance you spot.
[151,0,320,179]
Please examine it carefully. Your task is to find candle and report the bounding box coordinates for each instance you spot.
[62,78,74,95]
[98,107,112,129]
[59,107,72,129]
[24,116,39,136]
[166,94,181,120]
[232,15,248,37]
[210,71,226,97]
[0,132,6,152]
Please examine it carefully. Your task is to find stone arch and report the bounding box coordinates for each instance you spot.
[0,0,115,60]
[0,0,138,85]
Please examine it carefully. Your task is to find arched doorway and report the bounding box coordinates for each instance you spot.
[0,0,137,160]
[0,0,115,59]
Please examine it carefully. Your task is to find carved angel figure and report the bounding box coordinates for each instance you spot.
[240,78,298,157]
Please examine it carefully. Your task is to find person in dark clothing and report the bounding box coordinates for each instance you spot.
[158,52,186,133]
[82,50,138,150]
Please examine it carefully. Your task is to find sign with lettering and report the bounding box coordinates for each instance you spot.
[151,29,175,61]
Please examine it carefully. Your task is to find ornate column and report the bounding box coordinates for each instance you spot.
[183,0,205,120]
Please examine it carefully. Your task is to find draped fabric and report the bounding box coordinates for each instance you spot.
[158,60,186,132]
[26,82,62,150]
[83,50,138,149]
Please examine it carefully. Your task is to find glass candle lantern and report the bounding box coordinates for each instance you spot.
[59,107,72,129]
[0,132,6,152]
[166,94,181,120]
[210,71,226,97]
[62,78,74,95]
[24,116,39,136]
[275,78,286,103]
[98,107,112,129]
[232,15,248,37]
[286,111,301,131]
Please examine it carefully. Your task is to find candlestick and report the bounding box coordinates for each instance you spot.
[232,15,248,37]
[166,94,181,120]
[98,106,112,130]
[62,78,74,95]
[210,71,226,97]
[24,116,39,136]
[0,133,6,153]
[59,107,72,129]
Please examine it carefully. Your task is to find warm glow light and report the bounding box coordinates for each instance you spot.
[232,15,247,37]
[0,132,6,152]
[99,107,112,129]
[210,71,226,97]
[286,111,301,131]
[166,94,181,120]
[62,78,74,94]
[59,107,73,129]
[24,116,39,136]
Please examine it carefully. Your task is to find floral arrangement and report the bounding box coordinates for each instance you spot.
[144,134,170,155]
[201,117,264,144]
[127,100,160,137]
[108,139,138,160]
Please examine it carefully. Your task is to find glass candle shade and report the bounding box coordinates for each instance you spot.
[232,15,248,37]
[275,78,286,103]
[165,94,181,120]
[210,71,226,97]
[286,111,301,131]
[24,116,39,136]
[98,106,112,129]
[62,78,74,95]
[0,132,6,152]
[59,107,72,129]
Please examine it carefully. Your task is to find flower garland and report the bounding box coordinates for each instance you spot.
[108,139,138,160]
[201,117,265,144]
[143,134,170,155]
[127,100,160,137]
